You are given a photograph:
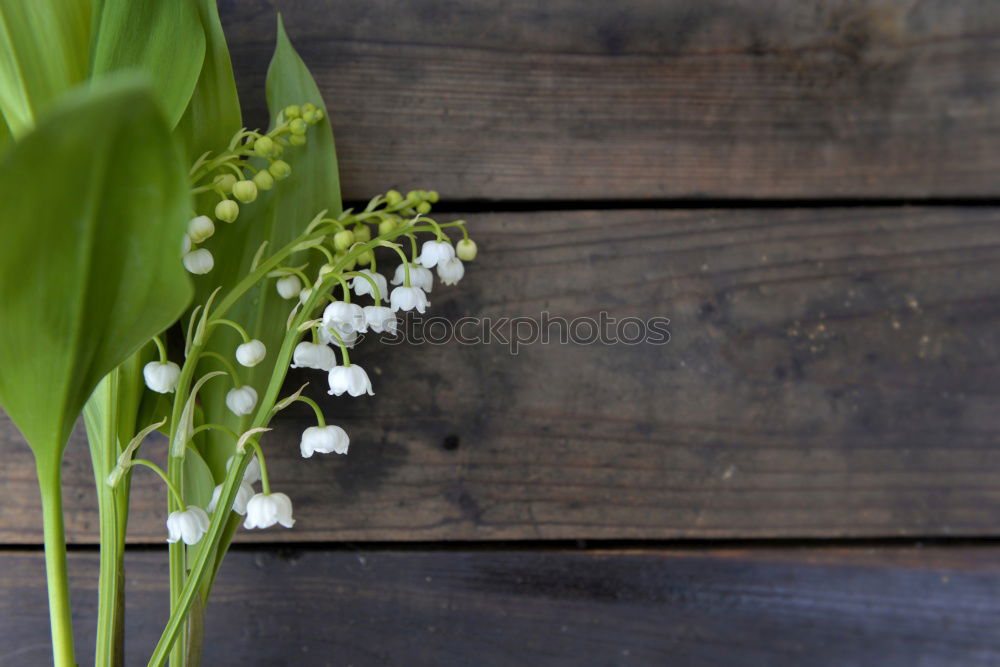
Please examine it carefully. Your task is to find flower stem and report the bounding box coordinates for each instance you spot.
[35,457,76,666]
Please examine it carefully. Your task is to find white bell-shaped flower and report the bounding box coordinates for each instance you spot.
[235,339,266,367]
[390,286,430,313]
[226,385,258,416]
[391,263,433,292]
[182,234,192,255]
[417,240,455,268]
[225,455,261,485]
[323,300,366,334]
[187,215,215,243]
[363,305,397,334]
[276,274,302,300]
[290,341,337,371]
[298,287,313,304]
[244,492,295,529]
[320,326,359,349]
[143,361,181,394]
[183,248,214,275]
[437,257,465,286]
[206,481,255,515]
[328,364,374,397]
[351,269,387,299]
[300,425,350,457]
[166,506,210,545]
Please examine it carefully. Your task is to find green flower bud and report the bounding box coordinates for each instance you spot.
[288,134,306,146]
[427,190,440,204]
[385,190,403,206]
[232,180,258,203]
[334,253,356,272]
[301,103,317,115]
[252,169,275,191]
[283,104,301,119]
[303,108,324,124]
[289,118,308,135]
[253,136,275,158]
[271,142,284,157]
[456,238,478,261]
[405,190,421,203]
[333,229,355,250]
[269,160,292,180]
[378,218,396,236]
[213,173,237,194]
[416,201,431,215]
[215,199,239,223]
[355,249,373,266]
[352,224,371,243]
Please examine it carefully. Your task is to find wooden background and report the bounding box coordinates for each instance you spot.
[3,0,1000,664]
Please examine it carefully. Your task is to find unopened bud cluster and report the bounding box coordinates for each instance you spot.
[182,102,324,274]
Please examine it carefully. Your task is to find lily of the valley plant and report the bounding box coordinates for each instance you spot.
[0,2,477,665]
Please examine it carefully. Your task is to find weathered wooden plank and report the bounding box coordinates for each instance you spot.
[219,0,1000,200]
[3,546,1000,666]
[1,207,998,543]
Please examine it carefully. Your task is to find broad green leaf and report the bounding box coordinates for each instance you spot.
[0,0,90,136]
[196,16,342,475]
[89,0,206,127]
[182,446,214,508]
[174,0,242,163]
[0,76,193,463]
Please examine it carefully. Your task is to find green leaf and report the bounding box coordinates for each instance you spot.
[0,0,91,136]
[195,16,342,475]
[0,76,193,463]
[182,447,214,508]
[89,0,206,127]
[174,0,242,163]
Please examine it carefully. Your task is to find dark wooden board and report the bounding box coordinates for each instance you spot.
[3,545,1000,666]
[219,0,1000,200]
[1,207,999,543]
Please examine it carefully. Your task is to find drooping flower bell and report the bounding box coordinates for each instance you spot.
[350,269,387,299]
[363,305,396,334]
[166,506,210,545]
[244,492,295,529]
[207,481,255,516]
[183,248,214,275]
[235,339,267,367]
[328,364,374,397]
[417,240,455,268]
[319,326,359,349]
[391,263,434,293]
[290,341,337,371]
[226,385,258,416]
[390,285,430,313]
[322,300,366,335]
[300,425,350,457]
[143,361,181,393]
[437,257,464,286]
[187,215,215,243]
[276,274,302,300]
[226,455,261,485]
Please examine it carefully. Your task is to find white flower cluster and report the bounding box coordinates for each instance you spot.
[149,189,480,545]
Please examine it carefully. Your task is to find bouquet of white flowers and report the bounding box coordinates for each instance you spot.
[0,3,477,665]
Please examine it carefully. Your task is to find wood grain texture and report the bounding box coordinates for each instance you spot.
[1,207,998,543]
[3,546,1000,666]
[219,0,1000,200]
